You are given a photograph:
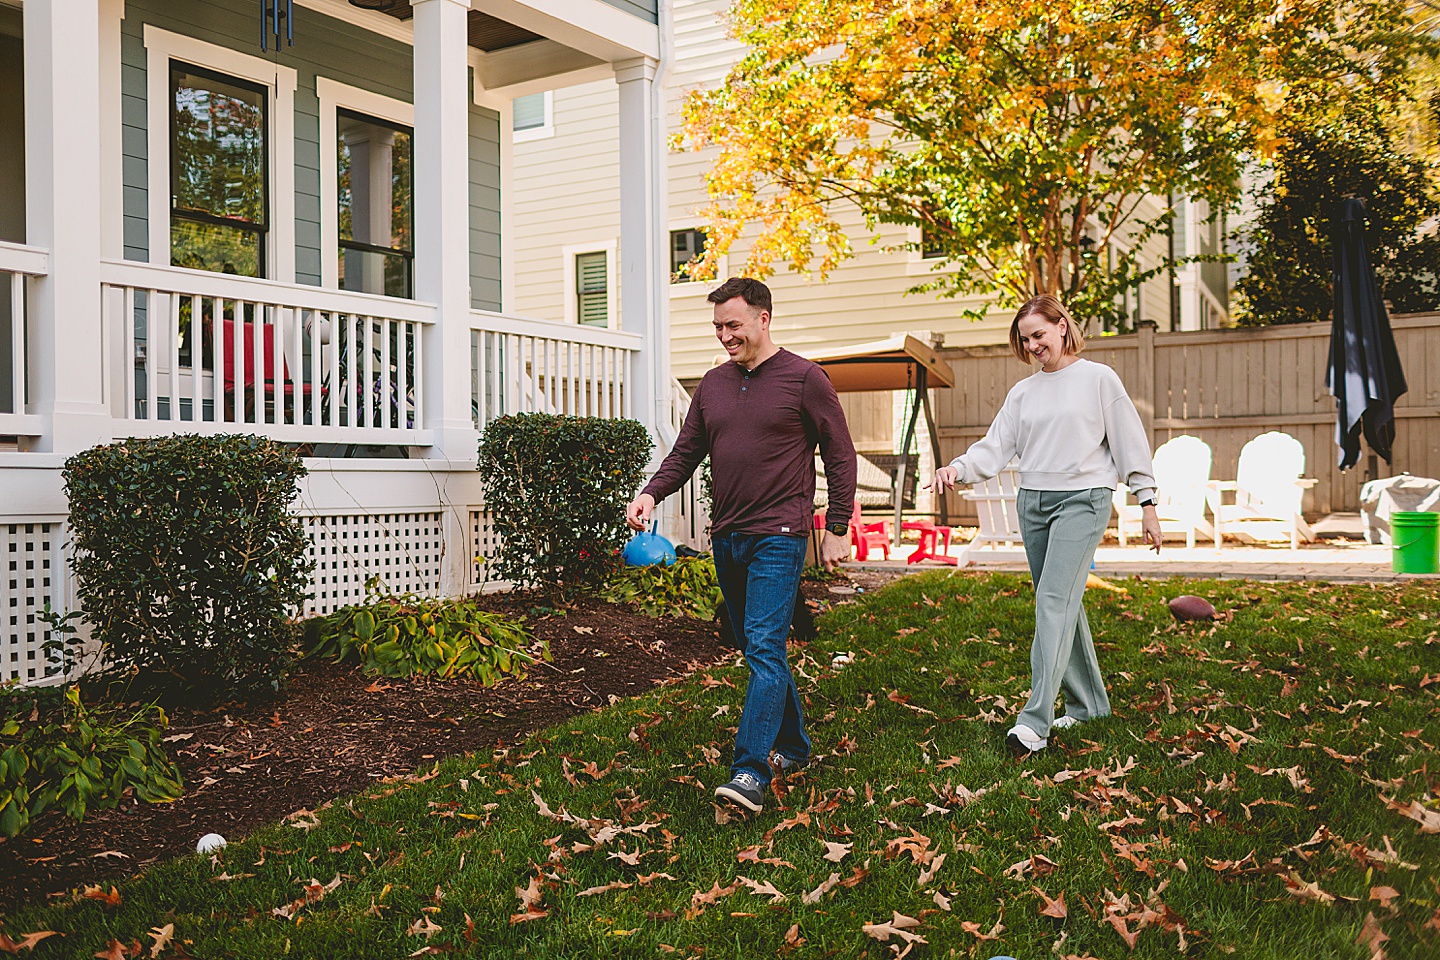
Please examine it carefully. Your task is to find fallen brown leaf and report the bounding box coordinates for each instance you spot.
[862,911,926,945]
[801,872,841,904]
[1383,796,1440,834]
[1035,887,1068,919]
[1370,886,1401,909]
[1283,872,1336,904]
[1357,912,1389,960]
[577,880,634,897]
[81,885,122,907]
[146,924,173,959]
[0,931,60,953]
[736,875,786,903]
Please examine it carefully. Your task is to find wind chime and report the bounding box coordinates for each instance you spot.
[260,0,294,52]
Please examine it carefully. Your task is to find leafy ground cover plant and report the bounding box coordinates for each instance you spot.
[477,414,651,595]
[5,573,1439,958]
[305,590,545,684]
[62,435,312,694]
[0,687,182,838]
[601,556,723,621]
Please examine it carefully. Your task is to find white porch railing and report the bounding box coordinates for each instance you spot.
[469,310,641,430]
[101,260,436,446]
[0,241,48,437]
[661,377,711,551]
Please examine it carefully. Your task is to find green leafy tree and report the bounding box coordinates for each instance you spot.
[1232,125,1440,325]
[678,0,1425,325]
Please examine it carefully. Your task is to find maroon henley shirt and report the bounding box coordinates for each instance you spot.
[643,348,857,538]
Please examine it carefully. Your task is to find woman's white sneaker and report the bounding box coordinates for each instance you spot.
[1052,716,1082,731]
[1006,723,1047,753]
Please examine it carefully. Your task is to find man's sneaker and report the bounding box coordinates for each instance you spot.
[1006,723,1047,754]
[1052,716,1082,731]
[768,751,809,777]
[714,772,766,814]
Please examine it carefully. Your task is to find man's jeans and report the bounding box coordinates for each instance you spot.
[712,532,811,789]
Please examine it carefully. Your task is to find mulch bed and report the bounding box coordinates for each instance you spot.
[0,570,903,914]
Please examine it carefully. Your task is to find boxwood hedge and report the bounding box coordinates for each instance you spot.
[62,435,313,692]
[477,414,651,593]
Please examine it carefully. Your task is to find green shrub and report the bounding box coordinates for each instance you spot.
[476,414,652,593]
[306,589,544,683]
[601,556,723,621]
[0,686,183,838]
[63,435,313,693]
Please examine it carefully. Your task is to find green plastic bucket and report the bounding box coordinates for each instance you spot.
[1391,511,1440,574]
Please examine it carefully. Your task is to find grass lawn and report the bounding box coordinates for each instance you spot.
[4,572,1439,959]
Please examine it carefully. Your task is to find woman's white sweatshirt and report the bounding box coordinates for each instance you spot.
[948,358,1157,501]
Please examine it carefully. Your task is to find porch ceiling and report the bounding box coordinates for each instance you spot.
[358,1,542,52]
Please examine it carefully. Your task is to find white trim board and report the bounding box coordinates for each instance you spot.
[316,77,415,290]
[143,25,298,282]
[561,238,618,329]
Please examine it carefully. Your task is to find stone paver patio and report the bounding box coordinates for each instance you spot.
[847,538,1434,583]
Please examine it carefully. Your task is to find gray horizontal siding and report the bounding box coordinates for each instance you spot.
[470,102,502,311]
[599,0,659,24]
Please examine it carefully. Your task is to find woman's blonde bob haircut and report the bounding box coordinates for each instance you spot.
[1008,294,1086,364]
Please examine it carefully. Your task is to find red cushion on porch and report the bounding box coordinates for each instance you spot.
[221,319,308,396]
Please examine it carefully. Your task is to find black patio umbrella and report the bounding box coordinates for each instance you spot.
[1328,197,1407,470]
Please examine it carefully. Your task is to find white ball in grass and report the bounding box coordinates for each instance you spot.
[197,833,227,854]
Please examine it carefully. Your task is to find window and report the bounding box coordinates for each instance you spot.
[336,110,414,299]
[575,251,609,327]
[920,227,946,260]
[170,63,268,277]
[512,91,553,142]
[670,228,707,283]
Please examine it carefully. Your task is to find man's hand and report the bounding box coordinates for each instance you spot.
[1141,504,1163,554]
[925,465,960,492]
[626,493,656,531]
[821,530,851,571]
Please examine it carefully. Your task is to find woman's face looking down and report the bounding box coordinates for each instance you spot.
[1015,313,1072,372]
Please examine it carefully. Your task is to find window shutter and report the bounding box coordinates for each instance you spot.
[576,251,608,327]
[513,93,547,132]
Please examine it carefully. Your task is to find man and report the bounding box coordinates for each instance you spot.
[627,277,857,815]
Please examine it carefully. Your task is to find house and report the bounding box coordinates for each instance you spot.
[507,0,1231,502]
[0,0,675,686]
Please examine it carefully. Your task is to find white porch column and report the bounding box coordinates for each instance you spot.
[413,0,478,460]
[23,0,111,454]
[614,57,670,442]
[413,0,478,599]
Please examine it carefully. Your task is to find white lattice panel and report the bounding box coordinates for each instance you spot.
[1,521,66,684]
[303,512,443,616]
[469,508,501,588]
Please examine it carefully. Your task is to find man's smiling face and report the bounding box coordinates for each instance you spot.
[713,296,770,368]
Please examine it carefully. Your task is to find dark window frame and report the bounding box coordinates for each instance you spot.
[669,227,708,283]
[336,108,415,300]
[169,60,270,278]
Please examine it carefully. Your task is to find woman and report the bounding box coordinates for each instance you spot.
[929,295,1162,754]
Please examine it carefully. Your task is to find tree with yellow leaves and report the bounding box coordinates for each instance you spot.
[678,0,1428,327]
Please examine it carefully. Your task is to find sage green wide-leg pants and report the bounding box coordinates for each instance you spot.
[1016,487,1113,738]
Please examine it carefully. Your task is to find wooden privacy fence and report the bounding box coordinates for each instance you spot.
[932,313,1440,522]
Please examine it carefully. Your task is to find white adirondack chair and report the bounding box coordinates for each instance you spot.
[1114,434,1216,549]
[960,463,1024,563]
[1208,431,1317,549]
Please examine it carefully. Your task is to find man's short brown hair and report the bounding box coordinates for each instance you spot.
[707,277,773,315]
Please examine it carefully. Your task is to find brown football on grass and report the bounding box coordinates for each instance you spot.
[1168,594,1217,621]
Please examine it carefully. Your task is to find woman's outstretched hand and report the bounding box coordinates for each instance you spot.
[1141,504,1163,553]
[925,465,960,492]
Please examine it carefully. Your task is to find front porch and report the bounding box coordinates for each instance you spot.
[0,0,681,686]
